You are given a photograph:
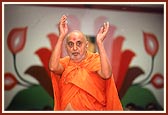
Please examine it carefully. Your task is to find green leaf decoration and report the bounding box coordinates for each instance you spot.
[6,85,54,110]
[119,66,144,98]
[121,85,163,110]
[24,65,53,98]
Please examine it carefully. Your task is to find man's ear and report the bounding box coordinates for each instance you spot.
[86,41,89,48]
[65,42,68,50]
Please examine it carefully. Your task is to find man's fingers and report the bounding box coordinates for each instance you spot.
[60,15,67,22]
[103,22,109,32]
[104,22,109,29]
[60,15,68,27]
[62,15,67,19]
[106,21,109,28]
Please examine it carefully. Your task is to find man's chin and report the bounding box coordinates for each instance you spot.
[70,54,86,62]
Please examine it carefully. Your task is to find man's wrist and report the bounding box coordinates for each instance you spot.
[59,34,66,40]
[96,40,103,47]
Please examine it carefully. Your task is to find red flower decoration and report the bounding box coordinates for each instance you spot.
[7,27,27,54]
[151,73,163,89]
[112,36,136,91]
[35,33,58,76]
[143,32,159,56]
[47,33,58,50]
[35,48,51,76]
[5,73,17,90]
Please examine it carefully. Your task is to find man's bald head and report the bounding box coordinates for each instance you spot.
[65,30,88,63]
[66,30,87,43]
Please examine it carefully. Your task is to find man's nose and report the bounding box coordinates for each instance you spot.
[73,44,77,51]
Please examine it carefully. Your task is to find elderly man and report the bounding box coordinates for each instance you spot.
[49,15,123,111]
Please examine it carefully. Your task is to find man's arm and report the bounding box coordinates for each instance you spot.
[96,22,112,79]
[49,15,68,74]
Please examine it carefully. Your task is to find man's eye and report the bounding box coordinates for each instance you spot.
[76,41,82,47]
[68,42,74,48]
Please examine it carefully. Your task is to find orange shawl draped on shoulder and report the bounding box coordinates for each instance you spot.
[50,52,123,111]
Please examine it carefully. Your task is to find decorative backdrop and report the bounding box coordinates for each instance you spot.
[3,4,164,111]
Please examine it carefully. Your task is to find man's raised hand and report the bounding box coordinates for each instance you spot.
[96,22,109,44]
[59,15,68,37]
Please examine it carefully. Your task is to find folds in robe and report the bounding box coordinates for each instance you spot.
[50,51,123,110]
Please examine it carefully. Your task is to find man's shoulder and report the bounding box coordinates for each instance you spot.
[60,56,70,63]
[88,51,100,58]
[60,56,70,67]
[86,51,100,63]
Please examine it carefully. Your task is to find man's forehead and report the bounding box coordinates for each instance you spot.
[68,36,83,42]
[67,31,86,42]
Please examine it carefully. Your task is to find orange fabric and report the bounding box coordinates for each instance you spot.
[50,52,123,110]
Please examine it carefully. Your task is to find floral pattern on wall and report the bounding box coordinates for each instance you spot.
[4,16,164,110]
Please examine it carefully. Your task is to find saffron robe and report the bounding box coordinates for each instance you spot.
[50,52,123,110]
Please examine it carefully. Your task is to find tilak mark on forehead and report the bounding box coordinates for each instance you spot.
[72,37,77,41]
